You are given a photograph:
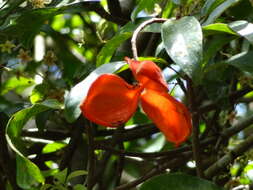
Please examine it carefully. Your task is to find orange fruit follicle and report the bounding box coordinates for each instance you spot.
[140,89,192,146]
[80,74,143,127]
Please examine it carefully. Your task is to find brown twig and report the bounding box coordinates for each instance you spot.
[187,78,204,178]
[85,121,96,190]
[59,118,85,170]
[95,136,216,159]
[115,151,192,190]
[205,133,253,178]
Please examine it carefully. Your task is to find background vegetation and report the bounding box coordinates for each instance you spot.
[1,0,253,190]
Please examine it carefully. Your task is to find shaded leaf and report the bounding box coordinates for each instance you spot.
[5,100,62,187]
[96,19,147,66]
[54,168,68,184]
[201,0,226,16]
[161,16,203,83]
[16,155,43,189]
[66,170,88,182]
[226,51,253,74]
[64,61,126,123]
[203,0,242,26]
[139,173,224,190]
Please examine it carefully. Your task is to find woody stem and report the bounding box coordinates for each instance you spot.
[131,18,167,60]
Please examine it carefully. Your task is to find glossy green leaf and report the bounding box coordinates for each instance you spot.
[42,142,67,154]
[161,16,203,82]
[139,173,224,190]
[226,51,253,74]
[64,61,126,123]
[5,100,62,187]
[203,23,237,36]
[203,0,242,26]
[229,20,253,45]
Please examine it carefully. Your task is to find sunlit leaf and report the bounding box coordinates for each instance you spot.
[229,20,253,45]
[203,23,237,36]
[161,16,203,83]
[42,142,67,154]
[0,76,34,95]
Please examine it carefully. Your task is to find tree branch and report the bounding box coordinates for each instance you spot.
[115,151,192,190]
[187,78,204,178]
[85,121,96,190]
[204,133,253,178]
[59,118,85,170]
[222,115,253,138]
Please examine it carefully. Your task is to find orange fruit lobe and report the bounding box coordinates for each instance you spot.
[125,57,168,93]
[80,74,143,127]
[140,89,192,146]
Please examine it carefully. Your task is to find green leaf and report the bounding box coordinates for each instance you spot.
[203,34,236,63]
[229,20,253,45]
[73,184,87,190]
[226,51,253,74]
[141,133,166,153]
[201,0,226,16]
[0,8,59,47]
[64,61,126,123]
[0,76,34,95]
[203,0,242,26]
[16,155,44,189]
[66,170,88,182]
[131,0,161,21]
[54,168,68,184]
[5,99,62,187]
[139,173,224,190]
[96,19,146,66]
[30,83,49,104]
[42,142,67,154]
[161,16,203,83]
[202,23,237,36]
